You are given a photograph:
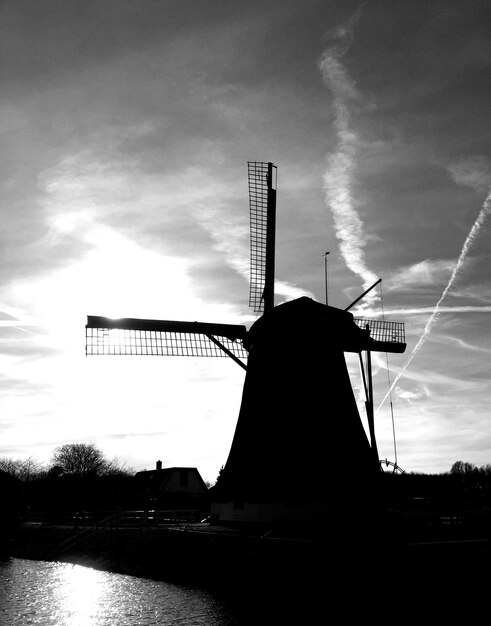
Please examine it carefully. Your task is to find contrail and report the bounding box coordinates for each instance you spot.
[11,325,39,335]
[319,10,379,305]
[356,305,491,317]
[378,191,491,410]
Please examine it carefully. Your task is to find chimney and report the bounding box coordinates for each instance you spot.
[156,460,162,471]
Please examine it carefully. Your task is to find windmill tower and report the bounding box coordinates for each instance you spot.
[86,161,406,524]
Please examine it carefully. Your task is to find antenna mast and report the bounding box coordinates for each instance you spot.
[324,251,330,306]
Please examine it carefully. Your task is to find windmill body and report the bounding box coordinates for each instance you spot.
[211,297,380,523]
[85,161,407,525]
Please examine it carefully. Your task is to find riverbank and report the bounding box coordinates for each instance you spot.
[9,515,491,598]
[10,521,348,590]
[7,517,491,622]
[10,520,362,621]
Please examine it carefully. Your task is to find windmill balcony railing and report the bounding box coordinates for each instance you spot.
[353,318,405,346]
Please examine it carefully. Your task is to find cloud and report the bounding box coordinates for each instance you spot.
[448,156,491,193]
[396,387,430,403]
[319,10,379,306]
[0,375,53,396]
[395,367,482,394]
[387,259,455,290]
[443,335,491,355]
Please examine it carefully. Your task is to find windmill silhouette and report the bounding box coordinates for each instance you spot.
[86,161,406,523]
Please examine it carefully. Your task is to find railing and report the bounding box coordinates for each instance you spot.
[23,509,202,528]
[353,318,405,345]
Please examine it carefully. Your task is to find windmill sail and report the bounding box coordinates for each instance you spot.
[248,161,277,313]
[85,313,405,357]
[85,316,248,361]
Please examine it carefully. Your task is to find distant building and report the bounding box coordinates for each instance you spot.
[134,462,208,510]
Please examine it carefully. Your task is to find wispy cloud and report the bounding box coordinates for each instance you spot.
[448,156,491,193]
[443,335,491,355]
[387,259,456,290]
[319,8,379,306]
[396,387,430,403]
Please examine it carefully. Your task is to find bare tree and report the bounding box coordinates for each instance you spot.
[0,457,18,477]
[0,456,43,481]
[51,443,107,477]
[102,457,134,477]
[450,461,477,475]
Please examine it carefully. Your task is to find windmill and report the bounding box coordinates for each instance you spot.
[86,161,406,523]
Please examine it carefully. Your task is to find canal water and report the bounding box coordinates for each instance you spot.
[0,558,244,625]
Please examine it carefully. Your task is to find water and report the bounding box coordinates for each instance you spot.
[3,553,482,623]
[0,558,241,625]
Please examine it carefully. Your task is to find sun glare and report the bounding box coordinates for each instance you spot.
[54,563,105,625]
[10,225,200,353]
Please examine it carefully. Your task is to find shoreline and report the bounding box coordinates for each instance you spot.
[6,518,491,620]
[9,517,491,585]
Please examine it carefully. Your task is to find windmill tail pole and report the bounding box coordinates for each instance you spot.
[344,278,381,311]
[264,161,276,312]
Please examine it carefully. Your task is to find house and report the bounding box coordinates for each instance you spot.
[134,462,208,511]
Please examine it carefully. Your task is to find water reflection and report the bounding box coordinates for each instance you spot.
[0,558,239,625]
[54,563,106,625]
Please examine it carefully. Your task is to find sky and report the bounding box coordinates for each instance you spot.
[1,0,490,483]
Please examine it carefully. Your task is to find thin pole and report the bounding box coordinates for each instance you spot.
[380,280,398,467]
[324,251,330,306]
[365,348,379,466]
[358,352,368,399]
[390,398,398,468]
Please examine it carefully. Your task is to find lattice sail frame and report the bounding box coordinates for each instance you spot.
[248,161,276,313]
[85,317,248,359]
[86,315,405,358]
[353,318,405,346]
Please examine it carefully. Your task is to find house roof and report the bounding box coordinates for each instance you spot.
[134,466,208,492]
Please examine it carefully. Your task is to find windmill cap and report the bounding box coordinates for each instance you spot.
[243,297,361,351]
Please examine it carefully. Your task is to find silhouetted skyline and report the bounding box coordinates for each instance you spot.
[1,0,490,482]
